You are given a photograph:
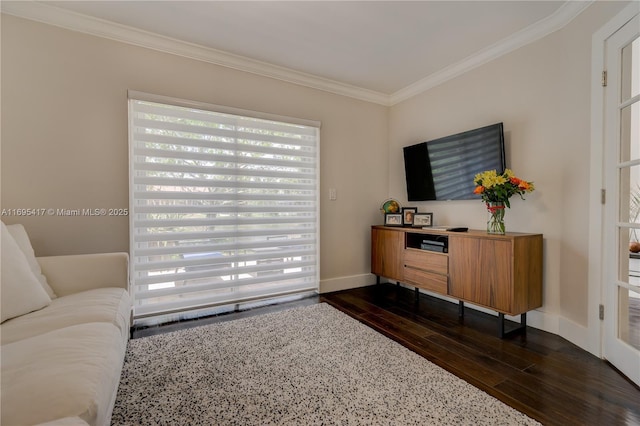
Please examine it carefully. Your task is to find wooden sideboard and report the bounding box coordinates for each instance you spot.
[371,225,543,337]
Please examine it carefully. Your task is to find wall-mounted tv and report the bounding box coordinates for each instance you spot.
[403,122,506,201]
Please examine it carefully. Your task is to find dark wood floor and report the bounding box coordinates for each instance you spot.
[321,284,640,426]
[132,284,640,426]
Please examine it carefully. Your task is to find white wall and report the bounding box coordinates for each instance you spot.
[388,1,630,344]
[0,14,389,292]
[1,1,632,351]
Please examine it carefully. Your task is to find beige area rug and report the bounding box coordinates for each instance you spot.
[111,303,540,425]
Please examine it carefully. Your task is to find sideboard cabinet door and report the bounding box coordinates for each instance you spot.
[449,236,513,313]
[371,228,404,282]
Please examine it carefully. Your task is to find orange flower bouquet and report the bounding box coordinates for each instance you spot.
[473,169,534,234]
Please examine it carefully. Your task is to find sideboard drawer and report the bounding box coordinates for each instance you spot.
[404,249,448,275]
[403,267,448,294]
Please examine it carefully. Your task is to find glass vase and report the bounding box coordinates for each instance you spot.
[487,202,506,234]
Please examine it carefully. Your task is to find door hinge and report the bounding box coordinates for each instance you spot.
[601,189,606,205]
[602,70,608,87]
[599,304,604,320]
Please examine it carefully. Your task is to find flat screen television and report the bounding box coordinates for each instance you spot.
[403,122,506,201]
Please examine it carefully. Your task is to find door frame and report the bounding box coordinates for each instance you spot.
[588,2,640,358]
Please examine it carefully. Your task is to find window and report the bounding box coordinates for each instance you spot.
[128,91,320,322]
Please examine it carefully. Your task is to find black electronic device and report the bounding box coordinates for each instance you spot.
[418,235,448,253]
[446,227,468,232]
[420,243,446,253]
[403,123,506,201]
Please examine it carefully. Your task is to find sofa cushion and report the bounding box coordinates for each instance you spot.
[1,222,51,323]
[1,323,125,426]
[6,223,57,299]
[1,287,131,345]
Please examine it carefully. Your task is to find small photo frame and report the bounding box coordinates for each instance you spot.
[413,213,433,227]
[384,213,403,226]
[402,207,417,226]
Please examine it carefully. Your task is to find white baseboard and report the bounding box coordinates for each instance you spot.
[526,309,559,335]
[319,279,599,358]
[319,273,376,293]
[558,316,599,357]
[520,309,599,358]
[396,285,588,347]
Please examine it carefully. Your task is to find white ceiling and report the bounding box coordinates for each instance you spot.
[2,1,593,104]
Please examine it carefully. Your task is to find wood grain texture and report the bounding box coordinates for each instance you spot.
[321,284,640,426]
[449,236,513,312]
[403,267,448,293]
[404,248,448,274]
[370,228,404,281]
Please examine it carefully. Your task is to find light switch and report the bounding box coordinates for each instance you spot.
[329,188,337,201]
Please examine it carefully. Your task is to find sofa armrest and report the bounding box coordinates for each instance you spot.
[37,253,129,297]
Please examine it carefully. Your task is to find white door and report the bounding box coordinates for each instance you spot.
[603,12,640,386]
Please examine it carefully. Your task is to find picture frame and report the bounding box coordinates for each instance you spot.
[384,213,403,226]
[401,207,417,226]
[412,213,433,227]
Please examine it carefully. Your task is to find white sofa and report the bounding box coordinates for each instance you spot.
[1,222,132,426]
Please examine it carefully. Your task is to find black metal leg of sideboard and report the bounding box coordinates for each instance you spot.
[458,301,465,318]
[376,275,380,285]
[499,312,527,338]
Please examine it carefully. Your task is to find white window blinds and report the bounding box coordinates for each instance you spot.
[128,92,320,319]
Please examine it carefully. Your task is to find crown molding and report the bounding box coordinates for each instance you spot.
[389,0,594,105]
[2,1,593,107]
[1,1,391,106]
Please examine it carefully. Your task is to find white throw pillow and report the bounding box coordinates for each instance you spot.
[1,222,52,322]
[6,223,57,298]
